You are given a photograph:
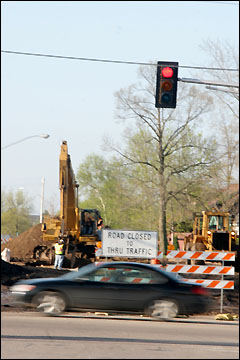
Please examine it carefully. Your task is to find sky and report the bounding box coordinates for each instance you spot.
[1,1,239,215]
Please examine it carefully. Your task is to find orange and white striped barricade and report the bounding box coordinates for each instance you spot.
[156,250,236,313]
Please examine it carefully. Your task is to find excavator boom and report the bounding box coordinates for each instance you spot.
[59,141,80,237]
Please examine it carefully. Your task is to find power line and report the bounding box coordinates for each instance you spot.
[1,50,238,72]
[199,1,239,5]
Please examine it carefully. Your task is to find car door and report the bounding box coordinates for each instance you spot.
[104,266,170,312]
[68,264,170,312]
[67,266,126,310]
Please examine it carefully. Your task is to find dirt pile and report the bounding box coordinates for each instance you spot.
[1,259,70,287]
[1,223,93,269]
[1,224,44,262]
[1,259,33,286]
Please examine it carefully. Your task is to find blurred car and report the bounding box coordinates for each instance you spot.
[10,261,211,319]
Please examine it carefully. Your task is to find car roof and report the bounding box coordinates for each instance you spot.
[96,261,154,267]
[95,261,164,272]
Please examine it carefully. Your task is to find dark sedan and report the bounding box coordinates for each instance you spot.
[10,261,211,320]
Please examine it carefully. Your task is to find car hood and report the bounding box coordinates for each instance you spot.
[13,277,62,286]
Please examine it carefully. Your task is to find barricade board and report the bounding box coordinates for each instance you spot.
[157,250,235,261]
[180,279,234,289]
[153,264,235,275]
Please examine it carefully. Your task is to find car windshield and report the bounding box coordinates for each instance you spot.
[59,263,98,280]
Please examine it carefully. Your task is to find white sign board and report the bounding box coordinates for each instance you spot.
[102,229,158,258]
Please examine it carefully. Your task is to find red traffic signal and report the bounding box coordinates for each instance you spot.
[162,67,174,78]
[155,61,178,108]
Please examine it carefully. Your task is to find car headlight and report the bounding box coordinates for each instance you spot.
[10,284,36,294]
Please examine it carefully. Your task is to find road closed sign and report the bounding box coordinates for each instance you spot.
[101,229,158,258]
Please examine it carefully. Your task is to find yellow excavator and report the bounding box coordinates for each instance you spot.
[40,140,102,267]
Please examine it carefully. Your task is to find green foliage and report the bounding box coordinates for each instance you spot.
[1,190,33,237]
[76,150,161,231]
[173,236,179,250]
[235,236,239,246]
[173,221,193,233]
[75,128,224,235]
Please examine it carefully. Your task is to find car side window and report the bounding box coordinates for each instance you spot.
[112,268,168,284]
[75,267,117,282]
[75,266,168,284]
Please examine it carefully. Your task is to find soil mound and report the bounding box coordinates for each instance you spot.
[1,259,33,286]
[1,259,70,287]
[1,224,44,262]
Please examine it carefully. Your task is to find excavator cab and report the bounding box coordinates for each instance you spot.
[192,211,234,252]
[208,215,224,230]
[80,209,102,236]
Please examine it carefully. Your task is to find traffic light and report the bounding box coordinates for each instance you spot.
[207,231,212,241]
[231,231,236,242]
[155,61,178,108]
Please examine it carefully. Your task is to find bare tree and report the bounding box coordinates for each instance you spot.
[200,39,239,105]
[199,40,239,210]
[111,64,217,253]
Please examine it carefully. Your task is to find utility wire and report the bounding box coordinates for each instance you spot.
[197,1,239,5]
[1,50,238,72]
[195,1,238,5]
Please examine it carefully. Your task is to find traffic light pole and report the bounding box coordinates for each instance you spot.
[178,77,239,88]
[205,86,238,94]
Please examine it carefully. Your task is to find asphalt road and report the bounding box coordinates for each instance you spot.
[1,311,239,359]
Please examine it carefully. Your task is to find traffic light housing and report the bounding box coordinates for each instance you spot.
[231,231,236,242]
[155,61,178,108]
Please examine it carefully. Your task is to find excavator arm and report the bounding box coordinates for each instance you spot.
[59,141,80,238]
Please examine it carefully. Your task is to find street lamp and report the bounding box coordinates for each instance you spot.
[1,134,50,149]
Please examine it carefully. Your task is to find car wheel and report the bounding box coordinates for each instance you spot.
[149,299,178,320]
[32,291,66,316]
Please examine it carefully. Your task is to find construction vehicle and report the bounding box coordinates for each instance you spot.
[38,140,102,267]
[183,210,239,267]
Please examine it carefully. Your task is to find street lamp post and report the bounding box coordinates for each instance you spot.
[1,134,50,149]
[40,176,45,224]
[2,133,50,223]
